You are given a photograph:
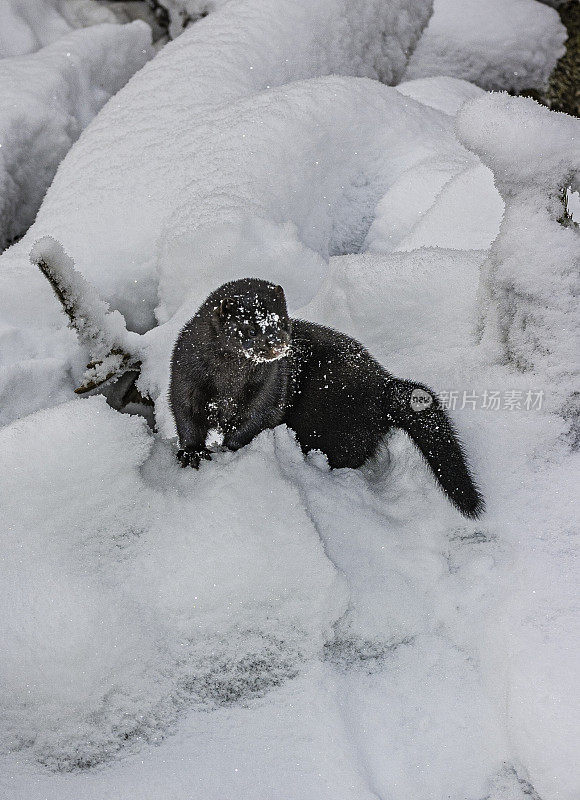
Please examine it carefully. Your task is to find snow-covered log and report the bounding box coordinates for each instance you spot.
[30,236,142,394]
[457,92,580,416]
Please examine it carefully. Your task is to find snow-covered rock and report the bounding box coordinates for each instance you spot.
[23,75,495,334]
[0,0,119,58]
[151,78,500,321]
[159,0,433,72]
[405,0,566,92]
[0,21,152,251]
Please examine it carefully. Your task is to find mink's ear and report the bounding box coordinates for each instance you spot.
[219,297,238,317]
[211,297,237,332]
[273,285,287,312]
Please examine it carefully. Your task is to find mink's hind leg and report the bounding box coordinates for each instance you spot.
[284,414,382,470]
[176,447,212,469]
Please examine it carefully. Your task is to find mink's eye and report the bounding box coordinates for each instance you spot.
[248,327,258,338]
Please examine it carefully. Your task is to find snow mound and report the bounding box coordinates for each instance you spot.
[405,0,566,92]
[0,0,119,58]
[162,0,432,58]
[457,92,580,412]
[153,77,496,323]
[396,75,484,115]
[365,160,502,253]
[0,396,346,768]
[0,21,152,250]
[301,248,484,376]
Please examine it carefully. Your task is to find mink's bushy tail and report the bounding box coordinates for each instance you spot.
[385,379,485,519]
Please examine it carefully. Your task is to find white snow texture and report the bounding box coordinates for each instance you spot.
[0,2,578,800]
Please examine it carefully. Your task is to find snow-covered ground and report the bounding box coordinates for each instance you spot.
[0,2,578,799]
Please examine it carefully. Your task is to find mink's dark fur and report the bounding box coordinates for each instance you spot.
[169,278,484,519]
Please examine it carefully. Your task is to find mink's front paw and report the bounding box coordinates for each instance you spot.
[176,447,212,469]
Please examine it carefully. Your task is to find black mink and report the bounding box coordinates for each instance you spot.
[169,278,484,518]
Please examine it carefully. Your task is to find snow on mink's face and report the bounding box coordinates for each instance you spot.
[215,287,292,363]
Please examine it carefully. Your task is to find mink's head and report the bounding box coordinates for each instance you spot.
[210,281,292,363]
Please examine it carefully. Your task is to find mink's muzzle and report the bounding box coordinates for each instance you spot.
[243,329,291,361]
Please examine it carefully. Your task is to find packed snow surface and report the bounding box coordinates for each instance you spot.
[0,2,578,799]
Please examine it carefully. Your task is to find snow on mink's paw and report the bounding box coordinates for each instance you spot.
[176,448,212,469]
